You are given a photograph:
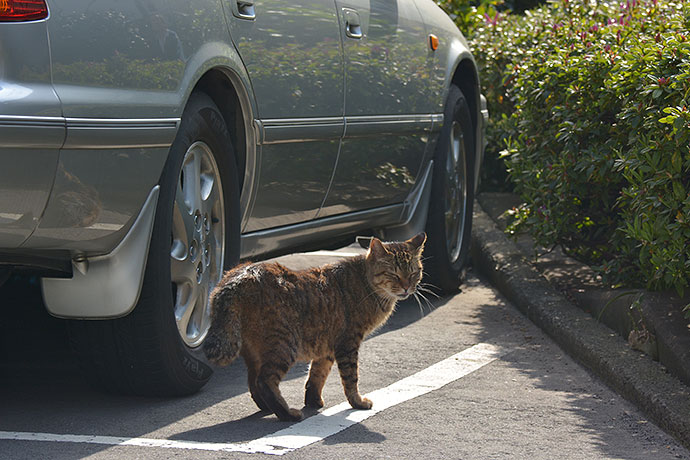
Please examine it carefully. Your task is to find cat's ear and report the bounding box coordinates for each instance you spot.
[367,237,389,259]
[407,232,427,251]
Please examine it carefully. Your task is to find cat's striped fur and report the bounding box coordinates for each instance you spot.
[203,233,426,421]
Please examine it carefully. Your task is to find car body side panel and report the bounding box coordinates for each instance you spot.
[21,45,254,254]
[0,22,62,118]
[226,0,344,120]
[336,0,435,117]
[412,0,468,113]
[0,20,63,249]
[414,0,485,190]
[23,145,171,253]
[319,0,433,217]
[227,0,344,231]
[0,145,62,249]
[244,139,342,232]
[46,0,226,118]
[15,1,256,255]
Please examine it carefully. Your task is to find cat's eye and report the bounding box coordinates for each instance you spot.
[386,273,402,282]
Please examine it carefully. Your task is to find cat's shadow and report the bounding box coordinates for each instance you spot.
[321,421,386,445]
[170,410,280,443]
[171,407,321,444]
[171,406,385,445]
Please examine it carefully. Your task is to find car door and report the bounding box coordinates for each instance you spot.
[225,0,344,231]
[319,0,433,217]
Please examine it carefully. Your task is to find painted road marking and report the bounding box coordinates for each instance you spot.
[0,342,506,455]
[298,250,363,258]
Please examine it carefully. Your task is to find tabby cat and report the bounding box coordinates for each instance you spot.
[203,232,426,421]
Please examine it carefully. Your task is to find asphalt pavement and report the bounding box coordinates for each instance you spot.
[1,241,689,459]
[472,194,690,449]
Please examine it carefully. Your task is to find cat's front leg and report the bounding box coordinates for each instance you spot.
[335,345,372,410]
[305,356,334,408]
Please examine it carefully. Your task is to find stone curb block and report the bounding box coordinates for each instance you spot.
[470,202,690,448]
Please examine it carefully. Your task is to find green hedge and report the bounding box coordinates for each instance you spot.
[447,0,690,299]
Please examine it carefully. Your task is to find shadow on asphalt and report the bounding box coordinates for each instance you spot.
[0,276,80,387]
[322,422,386,445]
[466,272,678,459]
[170,410,280,443]
[2,269,676,457]
[0,270,437,453]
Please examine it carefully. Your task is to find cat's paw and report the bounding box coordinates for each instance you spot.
[351,397,373,410]
[287,408,304,421]
[305,388,325,408]
[275,407,303,422]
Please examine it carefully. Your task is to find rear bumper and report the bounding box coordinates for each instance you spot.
[0,249,72,278]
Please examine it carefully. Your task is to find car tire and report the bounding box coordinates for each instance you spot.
[68,91,240,396]
[423,84,475,295]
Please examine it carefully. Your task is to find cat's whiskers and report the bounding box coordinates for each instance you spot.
[412,289,435,315]
[417,283,440,299]
[411,291,425,316]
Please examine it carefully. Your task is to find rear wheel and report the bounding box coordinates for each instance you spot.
[423,85,475,295]
[69,92,240,396]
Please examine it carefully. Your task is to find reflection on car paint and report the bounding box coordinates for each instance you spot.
[229,0,344,119]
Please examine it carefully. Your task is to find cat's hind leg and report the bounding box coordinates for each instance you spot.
[255,327,302,421]
[243,351,271,412]
[256,358,302,421]
[305,356,334,408]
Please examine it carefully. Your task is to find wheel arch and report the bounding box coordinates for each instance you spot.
[451,59,479,146]
[450,57,484,192]
[193,69,246,189]
[185,65,258,232]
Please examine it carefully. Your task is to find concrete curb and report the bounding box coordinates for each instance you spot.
[470,201,690,448]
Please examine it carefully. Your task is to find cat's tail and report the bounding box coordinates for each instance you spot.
[203,283,242,367]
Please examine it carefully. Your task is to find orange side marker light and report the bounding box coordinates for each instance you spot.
[429,34,439,51]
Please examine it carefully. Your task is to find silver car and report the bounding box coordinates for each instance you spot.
[0,0,487,394]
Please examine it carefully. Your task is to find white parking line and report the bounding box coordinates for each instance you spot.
[297,250,364,258]
[0,343,505,456]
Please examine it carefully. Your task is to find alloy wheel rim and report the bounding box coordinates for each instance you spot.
[170,141,225,348]
[444,120,467,264]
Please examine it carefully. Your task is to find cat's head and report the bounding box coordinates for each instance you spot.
[366,232,426,301]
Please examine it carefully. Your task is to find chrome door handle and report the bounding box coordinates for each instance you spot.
[342,8,362,39]
[233,0,256,20]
